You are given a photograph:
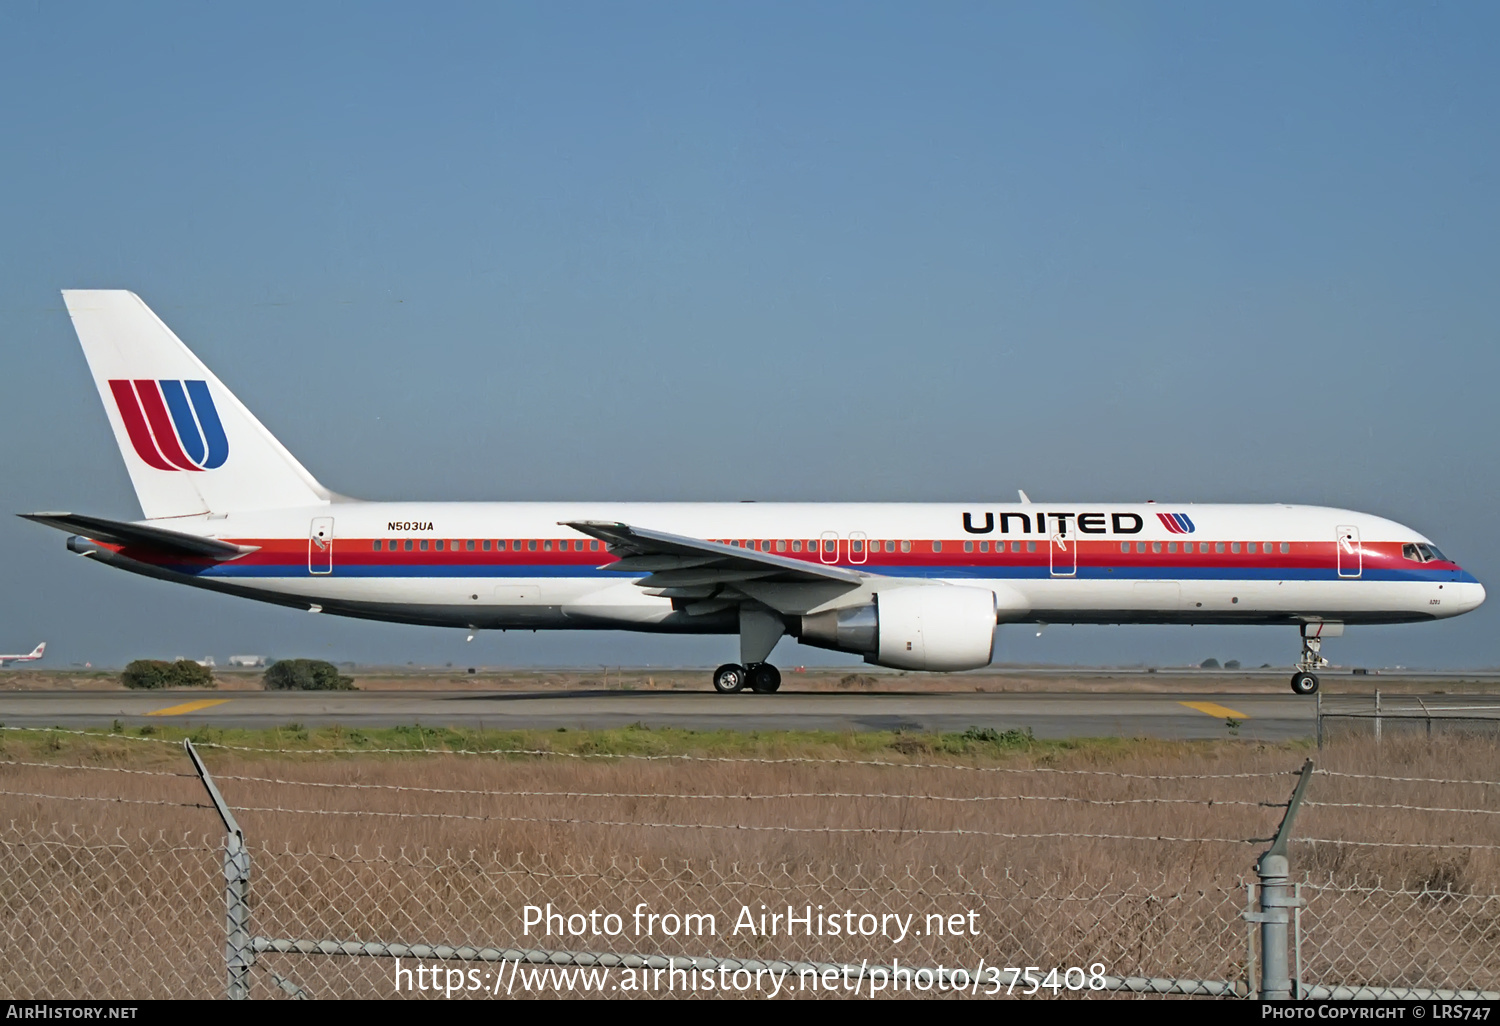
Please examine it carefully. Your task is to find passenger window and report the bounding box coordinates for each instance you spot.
[528,540,537,551]
[482,540,491,551]
[418,540,427,551]
[1136,542,1146,553]
[1152,542,1162,553]
[1231,543,1240,554]
[1280,542,1289,554]
[404,540,413,551]
[885,540,895,553]
[824,539,836,553]
[1026,541,1036,553]
[544,540,553,551]
[901,540,912,553]
[1215,542,1225,553]
[792,540,802,552]
[776,540,787,552]
[1120,542,1130,554]
[979,541,989,553]
[851,540,863,553]
[465,540,474,551]
[373,540,382,551]
[932,541,943,553]
[591,540,599,551]
[435,540,445,551]
[1167,542,1177,554]
[1247,543,1256,554]
[963,541,974,553]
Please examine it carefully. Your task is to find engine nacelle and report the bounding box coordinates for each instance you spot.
[799,585,1003,672]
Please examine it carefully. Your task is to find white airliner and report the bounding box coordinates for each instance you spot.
[0,643,45,668]
[22,291,1485,696]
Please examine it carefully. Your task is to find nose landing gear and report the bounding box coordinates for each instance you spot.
[1290,623,1340,695]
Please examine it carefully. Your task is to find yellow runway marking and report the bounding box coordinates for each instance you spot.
[1179,701,1250,720]
[147,699,230,717]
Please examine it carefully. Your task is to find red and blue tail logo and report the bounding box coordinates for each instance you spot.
[108,379,229,472]
[1157,512,1196,534]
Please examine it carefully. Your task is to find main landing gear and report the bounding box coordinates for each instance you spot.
[712,663,782,694]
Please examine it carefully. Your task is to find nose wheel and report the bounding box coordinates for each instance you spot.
[1291,671,1320,696]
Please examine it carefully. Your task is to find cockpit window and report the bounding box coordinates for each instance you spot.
[1403,543,1451,563]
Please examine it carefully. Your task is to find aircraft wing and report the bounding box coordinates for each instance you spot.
[20,512,256,560]
[563,521,865,587]
[561,520,880,618]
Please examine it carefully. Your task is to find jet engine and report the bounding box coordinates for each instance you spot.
[799,585,1016,671]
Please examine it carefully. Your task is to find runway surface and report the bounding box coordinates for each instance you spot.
[0,688,1341,740]
[4,683,1497,740]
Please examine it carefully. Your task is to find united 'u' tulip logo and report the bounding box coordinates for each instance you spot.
[108,379,228,471]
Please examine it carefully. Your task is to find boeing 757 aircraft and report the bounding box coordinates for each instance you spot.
[0,643,45,668]
[22,291,1485,695]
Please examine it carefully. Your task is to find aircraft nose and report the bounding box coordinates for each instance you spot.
[1457,579,1485,613]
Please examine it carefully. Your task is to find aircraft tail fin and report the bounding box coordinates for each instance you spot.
[28,643,44,660]
[61,290,331,519]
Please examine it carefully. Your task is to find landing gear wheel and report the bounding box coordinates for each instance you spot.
[1291,672,1320,696]
[713,663,746,694]
[748,663,782,693]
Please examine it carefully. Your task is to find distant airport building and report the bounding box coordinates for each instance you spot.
[228,655,266,668]
[175,656,216,667]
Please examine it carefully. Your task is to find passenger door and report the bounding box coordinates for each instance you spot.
[309,517,334,575]
[1337,525,1362,579]
[1049,532,1076,577]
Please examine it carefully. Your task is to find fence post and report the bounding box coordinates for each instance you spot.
[185,739,252,1000]
[1315,690,1323,750]
[1374,689,1381,745]
[1249,759,1313,1000]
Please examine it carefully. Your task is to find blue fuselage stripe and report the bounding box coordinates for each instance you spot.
[177,563,1477,584]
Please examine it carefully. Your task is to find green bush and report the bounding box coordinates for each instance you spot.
[262,659,356,691]
[121,659,216,689]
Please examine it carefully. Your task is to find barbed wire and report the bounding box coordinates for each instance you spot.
[0,789,211,812]
[0,726,1297,779]
[207,772,1287,807]
[222,802,1264,844]
[1315,769,1500,788]
[1299,837,1500,852]
[0,759,192,778]
[1305,800,1500,816]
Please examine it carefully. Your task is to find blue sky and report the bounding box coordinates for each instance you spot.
[2,3,1498,669]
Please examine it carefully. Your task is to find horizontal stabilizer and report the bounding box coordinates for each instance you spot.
[20,512,254,560]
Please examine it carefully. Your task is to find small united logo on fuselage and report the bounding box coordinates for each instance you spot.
[1157,512,1196,534]
[108,379,228,472]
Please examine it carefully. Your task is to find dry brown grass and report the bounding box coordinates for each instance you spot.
[1,730,1496,888]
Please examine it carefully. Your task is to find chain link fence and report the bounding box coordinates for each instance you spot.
[1,729,1497,999]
